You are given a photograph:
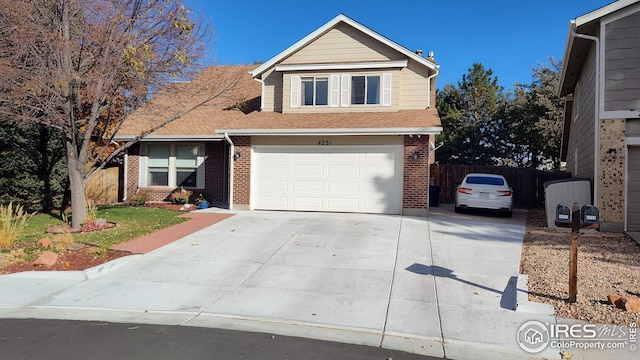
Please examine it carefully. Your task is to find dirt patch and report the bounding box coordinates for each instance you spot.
[520,209,640,325]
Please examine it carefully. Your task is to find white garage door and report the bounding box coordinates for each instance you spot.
[629,146,640,231]
[253,145,403,214]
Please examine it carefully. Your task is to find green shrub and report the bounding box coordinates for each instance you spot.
[0,202,32,248]
[128,189,152,206]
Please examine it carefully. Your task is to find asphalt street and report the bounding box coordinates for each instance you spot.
[0,318,442,360]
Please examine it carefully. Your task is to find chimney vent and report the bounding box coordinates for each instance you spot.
[415,49,423,56]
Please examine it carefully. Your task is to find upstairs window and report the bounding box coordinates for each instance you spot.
[292,73,390,108]
[351,75,380,105]
[301,77,328,106]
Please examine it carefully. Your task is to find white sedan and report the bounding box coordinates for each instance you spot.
[454,173,513,217]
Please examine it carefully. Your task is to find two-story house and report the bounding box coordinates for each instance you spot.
[117,14,442,216]
[558,0,640,232]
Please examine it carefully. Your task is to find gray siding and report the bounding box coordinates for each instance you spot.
[604,10,640,111]
[566,45,597,180]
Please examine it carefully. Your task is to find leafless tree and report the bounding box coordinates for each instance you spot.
[0,0,245,228]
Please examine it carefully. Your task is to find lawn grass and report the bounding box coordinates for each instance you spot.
[18,206,188,247]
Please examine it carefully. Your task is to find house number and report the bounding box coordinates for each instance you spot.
[318,140,332,145]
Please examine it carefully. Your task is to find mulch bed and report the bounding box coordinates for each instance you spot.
[0,244,129,275]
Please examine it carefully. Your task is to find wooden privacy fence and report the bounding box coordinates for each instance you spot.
[86,166,120,204]
[429,164,571,209]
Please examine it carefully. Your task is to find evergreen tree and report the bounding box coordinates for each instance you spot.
[0,121,67,212]
[436,63,506,165]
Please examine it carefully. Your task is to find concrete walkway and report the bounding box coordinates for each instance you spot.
[0,207,622,359]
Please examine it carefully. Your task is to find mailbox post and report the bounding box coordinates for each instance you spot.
[554,202,600,303]
[569,203,580,303]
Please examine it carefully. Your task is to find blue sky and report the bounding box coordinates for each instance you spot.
[184,0,611,90]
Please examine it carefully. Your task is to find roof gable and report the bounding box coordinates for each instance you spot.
[250,14,437,78]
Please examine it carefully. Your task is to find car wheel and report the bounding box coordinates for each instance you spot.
[454,205,461,213]
[505,210,513,218]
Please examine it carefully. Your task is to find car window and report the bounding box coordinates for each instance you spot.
[465,176,505,186]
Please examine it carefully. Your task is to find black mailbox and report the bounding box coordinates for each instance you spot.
[555,203,572,227]
[581,205,599,225]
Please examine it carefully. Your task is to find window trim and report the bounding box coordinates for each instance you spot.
[301,76,329,106]
[139,143,205,189]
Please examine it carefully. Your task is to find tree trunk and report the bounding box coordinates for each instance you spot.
[63,132,87,230]
[67,156,87,230]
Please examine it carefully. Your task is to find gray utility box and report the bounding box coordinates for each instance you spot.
[544,178,592,228]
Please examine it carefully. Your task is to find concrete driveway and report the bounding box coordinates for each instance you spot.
[0,206,556,359]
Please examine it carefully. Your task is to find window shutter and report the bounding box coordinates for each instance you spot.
[341,74,350,107]
[197,144,205,189]
[290,75,300,108]
[382,73,392,106]
[138,144,148,187]
[330,75,339,107]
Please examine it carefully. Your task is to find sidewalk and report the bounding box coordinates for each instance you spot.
[111,212,234,254]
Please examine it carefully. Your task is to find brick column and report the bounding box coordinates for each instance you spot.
[403,135,430,216]
[231,136,251,209]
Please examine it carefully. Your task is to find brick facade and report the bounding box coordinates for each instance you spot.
[126,141,229,204]
[402,135,431,215]
[598,119,626,228]
[231,136,252,208]
[204,142,228,203]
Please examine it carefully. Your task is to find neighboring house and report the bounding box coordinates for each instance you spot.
[558,0,640,231]
[117,14,442,216]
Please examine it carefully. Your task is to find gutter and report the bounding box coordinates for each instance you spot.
[114,135,226,142]
[570,24,600,208]
[223,133,234,210]
[215,127,443,136]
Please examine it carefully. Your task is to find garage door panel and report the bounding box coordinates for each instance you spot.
[327,180,360,192]
[293,180,323,192]
[259,196,289,207]
[293,164,323,176]
[327,197,360,209]
[260,180,289,191]
[328,164,361,176]
[259,163,289,175]
[292,196,323,208]
[254,145,403,214]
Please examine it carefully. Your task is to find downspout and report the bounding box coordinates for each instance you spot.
[426,65,440,109]
[570,23,600,207]
[224,133,234,210]
[123,149,128,201]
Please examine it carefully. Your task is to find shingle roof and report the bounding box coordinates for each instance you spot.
[118,65,441,138]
